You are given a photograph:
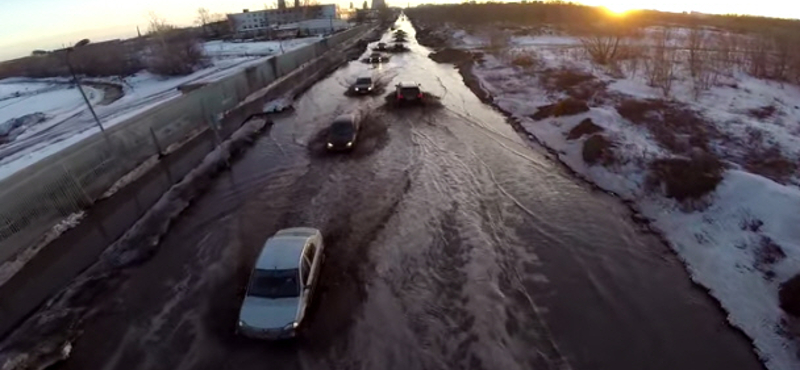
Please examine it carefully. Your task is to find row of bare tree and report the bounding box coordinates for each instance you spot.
[580,21,800,98]
[0,13,207,80]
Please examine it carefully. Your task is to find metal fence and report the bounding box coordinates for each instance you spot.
[0,25,369,263]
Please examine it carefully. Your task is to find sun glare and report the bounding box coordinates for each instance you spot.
[604,5,630,16]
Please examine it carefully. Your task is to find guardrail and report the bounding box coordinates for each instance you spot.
[0,25,370,265]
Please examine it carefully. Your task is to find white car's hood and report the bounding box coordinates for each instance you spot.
[238,296,300,330]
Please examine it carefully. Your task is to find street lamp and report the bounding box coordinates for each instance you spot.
[64,40,109,143]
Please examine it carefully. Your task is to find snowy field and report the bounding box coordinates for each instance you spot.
[0,81,102,140]
[0,37,320,180]
[433,24,800,370]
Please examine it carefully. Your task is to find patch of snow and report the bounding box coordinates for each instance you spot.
[0,36,327,181]
[0,82,103,137]
[510,35,580,47]
[462,26,800,370]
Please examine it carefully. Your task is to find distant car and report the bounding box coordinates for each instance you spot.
[374,42,388,51]
[367,52,386,63]
[326,114,361,151]
[395,82,423,104]
[351,77,374,94]
[391,43,409,52]
[237,228,325,340]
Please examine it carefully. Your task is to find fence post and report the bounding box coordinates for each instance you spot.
[150,127,165,158]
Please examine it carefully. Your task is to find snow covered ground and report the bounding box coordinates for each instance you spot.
[0,37,320,180]
[436,24,800,370]
[0,81,102,140]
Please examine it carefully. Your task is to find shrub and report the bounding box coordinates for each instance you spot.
[616,99,715,154]
[648,155,724,201]
[511,52,537,68]
[531,98,589,120]
[744,146,797,184]
[582,134,614,165]
[539,68,604,101]
[146,31,206,76]
[567,118,603,140]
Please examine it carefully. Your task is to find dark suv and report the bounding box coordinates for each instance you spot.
[326,114,361,152]
[367,52,386,63]
[395,82,423,104]
[351,77,374,94]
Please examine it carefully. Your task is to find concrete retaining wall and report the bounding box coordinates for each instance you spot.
[0,25,371,265]
[0,24,377,337]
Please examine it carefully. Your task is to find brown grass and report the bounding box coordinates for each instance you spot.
[567,118,604,140]
[531,98,590,120]
[539,68,606,101]
[582,134,614,166]
[744,146,798,184]
[616,99,716,154]
[648,155,725,201]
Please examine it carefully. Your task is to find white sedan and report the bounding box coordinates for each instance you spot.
[237,227,325,339]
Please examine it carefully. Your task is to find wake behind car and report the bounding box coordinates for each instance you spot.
[395,82,423,104]
[350,77,374,95]
[237,228,325,340]
[326,114,361,151]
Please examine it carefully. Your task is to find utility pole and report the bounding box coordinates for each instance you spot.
[65,48,107,141]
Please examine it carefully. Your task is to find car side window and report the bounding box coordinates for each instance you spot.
[301,257,311,286]
[305,243,317,265]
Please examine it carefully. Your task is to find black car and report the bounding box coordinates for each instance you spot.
[391,43,409,52]
[367,52,387,63]
[326,114,361,151]
[395,82,423,104]
[374,42,388,51]
[351,77,374,94]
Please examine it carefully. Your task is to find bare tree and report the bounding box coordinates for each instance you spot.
[264,0,280,9]
[769,31,793,81]
[147,11,175,34]
[686,26,705,78]
[579,22,636,66]
[644,27,677,97]
[196,7,212,36]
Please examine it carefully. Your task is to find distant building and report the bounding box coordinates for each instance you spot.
[371,0,386,9]
[228,4,338,36]
[276,18,349,37]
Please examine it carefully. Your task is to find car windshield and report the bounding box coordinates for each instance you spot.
[330,121,354,136]
[356,78,372,85]
[248,269,300,298]
[401,87,421,95]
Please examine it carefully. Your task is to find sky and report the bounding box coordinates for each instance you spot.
[0,0,798,61]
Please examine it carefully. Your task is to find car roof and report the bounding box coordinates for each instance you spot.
[397,82,419,88]
[332,114,356,124]
[356,76,372,81]
[256,235,308,270]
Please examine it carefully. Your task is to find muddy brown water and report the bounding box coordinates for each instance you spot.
[4,19,764,370]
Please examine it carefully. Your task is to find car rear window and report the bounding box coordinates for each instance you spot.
[248,269,300,298]
[401,87,421,96]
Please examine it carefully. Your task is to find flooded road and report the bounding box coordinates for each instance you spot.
[30,18,764,370]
